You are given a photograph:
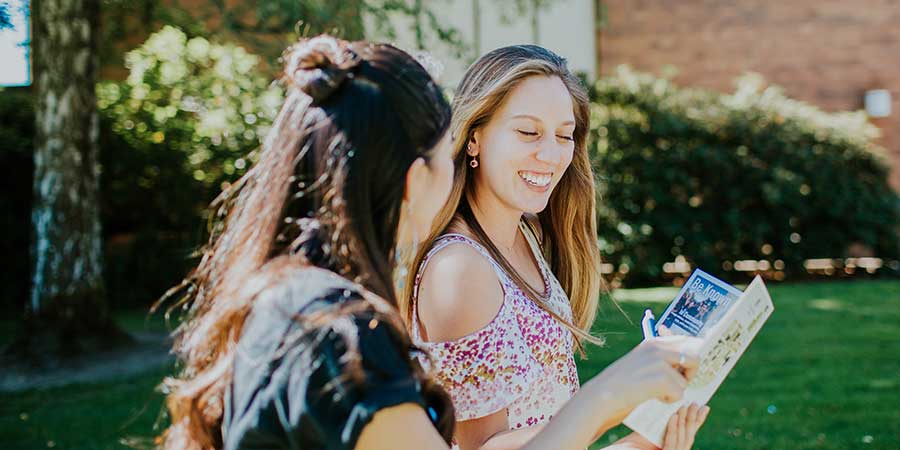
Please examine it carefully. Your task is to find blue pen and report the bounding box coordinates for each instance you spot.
[641,309,658,339]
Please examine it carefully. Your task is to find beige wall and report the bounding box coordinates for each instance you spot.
[599,0,900,192]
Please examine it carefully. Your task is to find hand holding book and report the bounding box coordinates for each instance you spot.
[625,269,775,446]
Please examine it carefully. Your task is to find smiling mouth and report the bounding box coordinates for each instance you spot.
[518,170,552,188]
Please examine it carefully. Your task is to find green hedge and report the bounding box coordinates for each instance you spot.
[590,67,899,285]
[0,27,286,312]
[96,26,283,308]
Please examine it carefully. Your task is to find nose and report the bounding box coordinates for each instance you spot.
[535,140,563,166]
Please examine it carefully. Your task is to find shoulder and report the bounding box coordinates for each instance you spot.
[416,239,505,342]
[238,266,367,359]
[226,266,425,450]
[251,266,358,319]
[237,265,415,397]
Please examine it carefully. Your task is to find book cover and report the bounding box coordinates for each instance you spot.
[623,271,775,446]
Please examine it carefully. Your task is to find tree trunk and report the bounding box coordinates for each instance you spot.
[9,0,130,368]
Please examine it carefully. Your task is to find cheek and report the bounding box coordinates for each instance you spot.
[431,158,454,208]
[482,136,524,175]
[561,146,576,170]
[440,160,454,199]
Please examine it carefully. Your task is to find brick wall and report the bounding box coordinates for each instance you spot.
[598,0,900,192]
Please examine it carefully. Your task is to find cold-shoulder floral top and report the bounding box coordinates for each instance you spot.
[411,224,578,447]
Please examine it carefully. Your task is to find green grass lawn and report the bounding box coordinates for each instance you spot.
[2,279,898,450]
[585,279,900,450]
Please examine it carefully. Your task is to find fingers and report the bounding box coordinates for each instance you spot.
[663,405,691,450]
[681,404,697,449]
[647,337,702,372]
[664,403,709,450]
[697,406,711,431]
[686,403,701,433]
[658,365,688,403]
[657,324,674,336]
[664,410,679,450]
[680,359,698,382]
[682,404,692,443]
[658,343,701,384]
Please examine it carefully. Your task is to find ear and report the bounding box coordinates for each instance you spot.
[466,130,481,157]
[404,157,429,205]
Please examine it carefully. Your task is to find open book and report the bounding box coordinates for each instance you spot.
[623,269,775,446]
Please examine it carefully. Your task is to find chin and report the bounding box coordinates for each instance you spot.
[518,197,551,214]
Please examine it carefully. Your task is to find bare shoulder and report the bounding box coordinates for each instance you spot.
[416,241,504,342]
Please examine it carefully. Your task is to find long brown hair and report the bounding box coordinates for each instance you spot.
[402,45,605,353]
[155,36,454,450]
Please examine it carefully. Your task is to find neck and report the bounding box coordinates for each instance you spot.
[468,189,522,251]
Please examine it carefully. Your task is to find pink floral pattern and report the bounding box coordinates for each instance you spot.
[411,231,579,441]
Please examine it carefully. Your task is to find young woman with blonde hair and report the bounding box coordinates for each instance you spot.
[404,45,710,450]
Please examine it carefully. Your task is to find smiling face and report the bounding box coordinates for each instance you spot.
[468,75,576,214]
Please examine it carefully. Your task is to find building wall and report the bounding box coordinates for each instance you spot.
[599,0,900,191]
[374,0,597,88]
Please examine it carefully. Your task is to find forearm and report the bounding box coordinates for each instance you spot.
[474,425,544,450]
[520,380,626,450]
[475,415,648,450]
[600,432,658,450]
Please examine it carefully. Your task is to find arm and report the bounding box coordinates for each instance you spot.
[355,403,453,450]
[416,244,622,450]
[357,339,707,450]
[417,244,534,450]
[457,410,542,450]
[416,244,708,450]
[355,384,619,450]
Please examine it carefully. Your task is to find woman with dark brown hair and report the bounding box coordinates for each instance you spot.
[157,35,700,450]
[158,35,457,450]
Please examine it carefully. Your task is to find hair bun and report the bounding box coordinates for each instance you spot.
[285,36,361,104]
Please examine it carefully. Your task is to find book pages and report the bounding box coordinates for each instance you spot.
[623,275,774,446]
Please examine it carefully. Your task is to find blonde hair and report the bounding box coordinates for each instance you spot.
[402,45,605,354]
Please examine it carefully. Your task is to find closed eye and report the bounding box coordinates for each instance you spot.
[557,135,574,141]
[517,130,539,137]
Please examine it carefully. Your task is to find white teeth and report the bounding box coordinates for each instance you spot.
[518,171,552,187]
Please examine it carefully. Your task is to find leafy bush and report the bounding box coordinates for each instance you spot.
[97,25,282,201]
[590,67,899,285]
[96,26,283,307]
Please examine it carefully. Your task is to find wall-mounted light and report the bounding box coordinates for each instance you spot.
[864,89,892,118]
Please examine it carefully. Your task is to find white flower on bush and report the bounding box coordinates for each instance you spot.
[98,26,284,187]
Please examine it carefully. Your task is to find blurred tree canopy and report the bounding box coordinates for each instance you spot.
[0,2,12,30]
[590,67,899,285]
[95,26,284,307]
[100,0,467,72]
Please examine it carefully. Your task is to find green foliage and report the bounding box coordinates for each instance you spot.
[590,67,899,285]
[96,26,283,307]
[0,2,12,30]
[98,26,282,193]
[100,1,470,71]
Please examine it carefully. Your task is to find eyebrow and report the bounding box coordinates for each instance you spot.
[510,114,575,127]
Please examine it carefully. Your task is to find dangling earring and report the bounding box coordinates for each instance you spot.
[469,155,479,168]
